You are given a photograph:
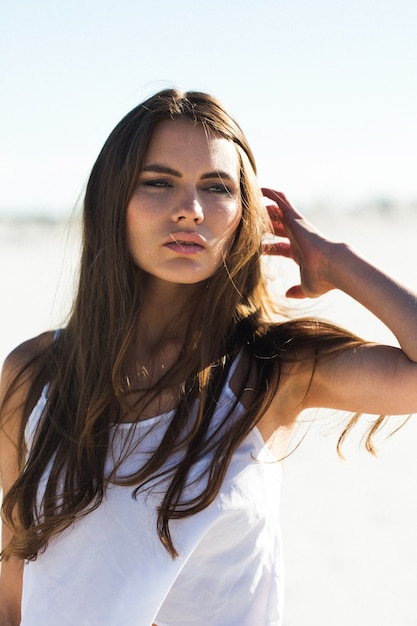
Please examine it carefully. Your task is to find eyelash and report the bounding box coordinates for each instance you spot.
[142,180,172,188]
[141,180,231,194]
[204,184,231,194]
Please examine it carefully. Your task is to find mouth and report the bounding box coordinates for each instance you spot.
[163,232,207,255]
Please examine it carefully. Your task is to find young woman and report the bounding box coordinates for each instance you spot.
[1,89,417,626]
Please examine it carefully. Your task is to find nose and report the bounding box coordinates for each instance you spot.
[171,190,204,224]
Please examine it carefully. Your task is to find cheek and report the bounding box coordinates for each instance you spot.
[125,208,137,253]
[126,198,150,235]
[220,204,242,252]
[226,202,243,237]
[125,202,149,260]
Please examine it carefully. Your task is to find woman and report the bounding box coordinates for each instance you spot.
[1,89,417,626]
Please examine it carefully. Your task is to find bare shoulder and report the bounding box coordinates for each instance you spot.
[0,331,55,429]
[262,351,316,428]
[230,346,316,431]
[229,346,316,458]
[2,331,55,379]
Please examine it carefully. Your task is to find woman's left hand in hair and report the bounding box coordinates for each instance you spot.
[261,187,417,365]
[261,188,338,299]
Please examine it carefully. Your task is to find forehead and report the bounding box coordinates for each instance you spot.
[144,119,240,175]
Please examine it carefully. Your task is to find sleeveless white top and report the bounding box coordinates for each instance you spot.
[21,355,284,626]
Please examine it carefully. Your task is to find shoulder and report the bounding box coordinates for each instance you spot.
[5,330,55,363]
[232,329,315,422]
[2,331,55,379]
[0,331,55,424]
[0,331,55,500]
[238,321,320,433]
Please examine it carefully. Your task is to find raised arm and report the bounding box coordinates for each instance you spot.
[262,188,417,416]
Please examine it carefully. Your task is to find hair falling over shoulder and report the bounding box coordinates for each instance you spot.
[1,89,375,562]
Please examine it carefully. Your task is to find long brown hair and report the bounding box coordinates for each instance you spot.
[1,89,369,561]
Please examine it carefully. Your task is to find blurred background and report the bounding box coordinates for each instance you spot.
[1,1,417,624]
[2,0,417,218]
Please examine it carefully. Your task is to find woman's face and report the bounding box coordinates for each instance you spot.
[126,119,242,287]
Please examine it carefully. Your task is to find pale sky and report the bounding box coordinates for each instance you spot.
[1,0,416,216]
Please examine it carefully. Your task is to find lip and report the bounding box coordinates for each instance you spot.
[163,232,207,247]
[163,232,207,255]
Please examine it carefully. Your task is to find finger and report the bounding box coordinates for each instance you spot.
[263,198,283,227]
[263,202,290,239]
[261,188,285,202]
[265,203,282,222]
[285,285,309,299]
[262,188,291,207]
[261,188,303,220]
[268,220,287,238]
[263,241,292,257]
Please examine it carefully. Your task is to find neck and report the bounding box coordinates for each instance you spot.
[130,273,207,358]
[121,278,203,399]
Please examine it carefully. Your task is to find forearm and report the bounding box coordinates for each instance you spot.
[327,242,417,360]
[0,573,22,626]
[0,606,20,626]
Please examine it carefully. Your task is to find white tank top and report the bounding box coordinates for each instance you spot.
[21,355,284,626]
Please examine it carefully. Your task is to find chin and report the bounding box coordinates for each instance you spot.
[147,272,211,288]
[159,268,218,285]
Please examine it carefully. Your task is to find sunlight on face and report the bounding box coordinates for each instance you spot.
[126,119,242,287]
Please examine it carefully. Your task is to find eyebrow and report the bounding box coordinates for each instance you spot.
[141,164,237,182]
[141,164,181,177]
[200,171,237,182]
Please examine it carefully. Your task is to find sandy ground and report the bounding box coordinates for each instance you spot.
[1,208,417,625]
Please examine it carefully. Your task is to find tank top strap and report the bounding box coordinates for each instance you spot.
[224,350,244,396]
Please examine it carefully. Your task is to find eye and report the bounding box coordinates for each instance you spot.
[142,179,173,189]
[203,183,231,194]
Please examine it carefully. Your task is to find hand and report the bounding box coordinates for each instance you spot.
[262,188,337,299]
